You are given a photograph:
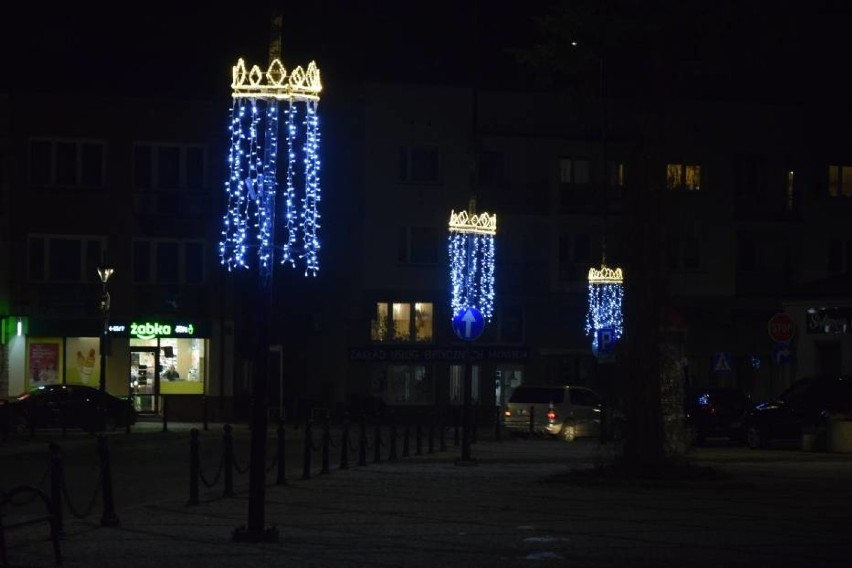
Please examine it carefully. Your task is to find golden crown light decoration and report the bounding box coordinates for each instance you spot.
[449,200,497,321]
[220,57,323,277]
[585,263,625,353]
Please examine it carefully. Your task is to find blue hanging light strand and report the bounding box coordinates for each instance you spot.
[220,98,252,270]
[257,100,279,275]
[301,101,322,276]
[584,281,624,351]
[281,102,297,266]
[448,232,495,321]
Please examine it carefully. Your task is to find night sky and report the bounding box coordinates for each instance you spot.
[3,1,851,102]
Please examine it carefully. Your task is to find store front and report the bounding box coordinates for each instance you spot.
[109,320,209,415]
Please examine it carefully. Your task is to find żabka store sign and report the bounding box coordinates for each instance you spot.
[108,321,201,339]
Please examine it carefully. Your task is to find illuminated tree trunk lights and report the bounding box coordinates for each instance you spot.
[585,264,625,352]
[448,200,497,321]
[220,58,323,277]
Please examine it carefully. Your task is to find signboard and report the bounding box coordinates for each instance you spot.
[711,351,733,374]
[452,307,485,341]
[350,347,529,362]
[768,312,795,343]
[108,320,203,339]
[772,342,793,366]
[806,307,852,334]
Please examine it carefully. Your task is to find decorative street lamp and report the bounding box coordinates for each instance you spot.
[448,198,496,464]
[220,22,323,543]
[97,266,114,393]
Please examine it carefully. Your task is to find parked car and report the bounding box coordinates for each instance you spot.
[503,385,601,442]
[742,376,852,449]
[8,384,137,434]
[683,386,752,445]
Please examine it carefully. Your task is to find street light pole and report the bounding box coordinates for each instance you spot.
[97,266,114,393]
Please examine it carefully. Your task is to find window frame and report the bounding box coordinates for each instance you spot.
[28,138,106,189]
[398,144,440,184]
[666,162,702,191]
[370,301,434,344]
[131,238,207,284]
[133,142,207,190]
[27,234,106,283]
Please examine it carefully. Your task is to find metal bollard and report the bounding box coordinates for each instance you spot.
[472,407,478,444]
[162,395,169,432]
[495,405,502,442]
[440,417,447,452]
[202,395,209,431]
[98,435,120,527]
[223,424,234,497]
[321,422,331,475]
[428,424,435,454]
[373,425,382,463]
[188,429,200,505]
[454,409,460,446]
[402,425,410,458]
[339,422,350,470]
[302,421,313,480]
[49,442,64,534]
[416,424,423,455]
[528,405,535,435]
[388,425,398,461]
[358,421,368,467]
[276,419,287,485]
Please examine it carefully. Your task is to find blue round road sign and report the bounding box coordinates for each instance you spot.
[452,307,485,341]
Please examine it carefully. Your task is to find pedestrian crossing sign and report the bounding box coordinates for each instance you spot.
[711,352,733,374]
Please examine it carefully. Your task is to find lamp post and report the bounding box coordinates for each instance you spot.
[97,266,114,393]
[221,14,323,543]
[448,199,496,464]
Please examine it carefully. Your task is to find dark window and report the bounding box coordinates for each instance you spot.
[55,142,77,186]
[28,237,45,280]
[828,238,843,273]
[737,235,756,271]
[157,147,181,188]
[156,242,179,283]
[574,234,590,264]
[501,305,523,343]
[29,141,52,186]
[49,238,81,281]
[409,227,438,264]
[184,242,203,283]
[400,145,439,183]
[133,241,151,282]
[80,144,103,187]
[185,147,204,189]
[134,146,153,188]
[85,240,102,281]
[478,150,504,185]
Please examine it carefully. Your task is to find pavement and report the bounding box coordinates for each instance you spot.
[4,422,852,568]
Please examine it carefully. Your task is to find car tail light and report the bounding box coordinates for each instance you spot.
[504,409,512,417]
[546,409,557,421]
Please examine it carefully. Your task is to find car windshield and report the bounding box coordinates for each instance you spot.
[509,386,565,404]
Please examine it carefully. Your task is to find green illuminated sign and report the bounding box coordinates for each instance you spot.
[130,321,195,340]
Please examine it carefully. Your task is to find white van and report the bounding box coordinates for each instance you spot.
[503,385,602,442]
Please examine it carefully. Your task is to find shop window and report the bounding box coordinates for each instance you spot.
[449,365,479,405]
[383,365,434,405]
[28,138,105,188]
[27,235,105,283]
[371,301,434,343]
[559,157,591,185]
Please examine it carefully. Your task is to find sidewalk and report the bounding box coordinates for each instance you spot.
[5,435,852,568]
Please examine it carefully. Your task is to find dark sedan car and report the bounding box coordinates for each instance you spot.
[742,376,852,449]
[8,384,137,434]
[684,386,752,445]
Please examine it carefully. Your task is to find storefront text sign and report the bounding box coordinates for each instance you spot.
[806,307,852,334]
[349,347,529,362]
[108,321,200,338]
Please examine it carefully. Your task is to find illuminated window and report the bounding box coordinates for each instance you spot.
[827,165,852,197]
[666,163,701,191]
[371,301,433,343]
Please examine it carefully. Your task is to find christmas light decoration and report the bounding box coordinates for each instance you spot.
[220,57,323,277]
[584,264,624,352]
[448,204,497,321]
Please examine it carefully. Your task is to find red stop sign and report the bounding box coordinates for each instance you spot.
[768,312,795,343]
